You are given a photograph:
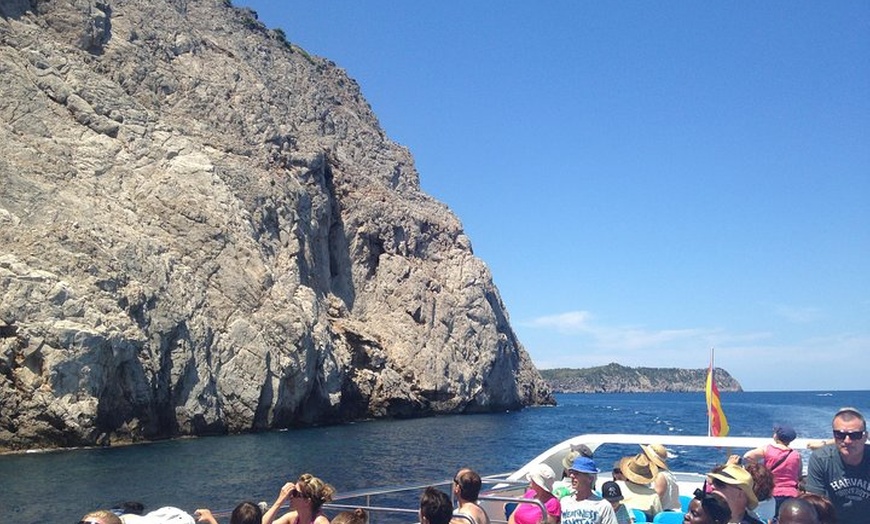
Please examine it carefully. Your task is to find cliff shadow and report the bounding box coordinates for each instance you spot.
[0,0,34,19]
[296,154,356,310]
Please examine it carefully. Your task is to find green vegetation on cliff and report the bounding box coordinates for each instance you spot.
[539,362,743,393]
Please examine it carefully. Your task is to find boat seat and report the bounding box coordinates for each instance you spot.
[652,511,685,524]
[679,495,692,513]
[630,508,648,522]
[504,502,517,520]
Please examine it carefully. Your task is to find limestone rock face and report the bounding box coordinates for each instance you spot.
[0,0,553,452]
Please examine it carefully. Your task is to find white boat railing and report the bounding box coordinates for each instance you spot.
[209,433,827,522]
[204,477,520,522]
[323,474,533,524]
[477,494,548,524]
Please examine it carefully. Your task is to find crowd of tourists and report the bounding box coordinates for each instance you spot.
[77,406,869,524]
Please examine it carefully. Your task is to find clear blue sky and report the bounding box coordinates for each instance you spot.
[239,1,869,391]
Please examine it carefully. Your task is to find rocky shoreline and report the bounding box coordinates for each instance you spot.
[540,363,743,393]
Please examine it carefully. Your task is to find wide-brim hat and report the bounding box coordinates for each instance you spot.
[562,444,594,470]
[641,443,668,470]
[562,450,580,471]
[527,463,556,494]
[619,453,656,484]
[573,443,594,458]
[709,464,759,510]
[569,456,600,474]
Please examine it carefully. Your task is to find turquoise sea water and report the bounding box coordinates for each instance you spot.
[1,390,868,523]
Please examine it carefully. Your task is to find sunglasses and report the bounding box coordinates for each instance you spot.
[289,487,310,499]
[710,478,727,489]
[833,429,866,441]
[78,521,102,524]
[693,488,730,523]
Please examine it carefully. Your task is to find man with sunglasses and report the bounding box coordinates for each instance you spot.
[708,463,763,524]
[805,406,870,523]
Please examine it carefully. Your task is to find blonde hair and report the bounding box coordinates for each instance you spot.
[298,473,336,511]
[331,508,368,524]
[82,510,123,524]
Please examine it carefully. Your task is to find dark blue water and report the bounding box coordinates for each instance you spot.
[1,391,867,523]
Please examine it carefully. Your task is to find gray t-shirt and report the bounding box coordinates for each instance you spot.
[560,493,618,524]
[805,443,870,523]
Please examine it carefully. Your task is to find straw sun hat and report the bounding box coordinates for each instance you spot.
[618,453,657,485]
[641,443,669,470]
[708,463,759,510]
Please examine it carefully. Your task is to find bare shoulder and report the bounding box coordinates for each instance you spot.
[456,503,490,524]
[276,511,300,524]
[453,513,479,524]
[475,503,493,524]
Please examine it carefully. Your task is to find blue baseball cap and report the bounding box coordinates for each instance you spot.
[570,456,600,474]
[774,424,796,443]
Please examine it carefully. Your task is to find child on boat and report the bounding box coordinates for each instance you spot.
[600,481,632,524]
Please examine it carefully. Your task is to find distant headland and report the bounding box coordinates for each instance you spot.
[539,362,743,393]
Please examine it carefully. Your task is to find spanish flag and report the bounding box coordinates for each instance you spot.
[705,360,729,436]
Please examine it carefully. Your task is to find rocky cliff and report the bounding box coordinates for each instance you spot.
[0,0,553,452]
[540,363,743,393]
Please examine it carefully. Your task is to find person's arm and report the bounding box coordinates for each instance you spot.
[194,508,219,524]
[796,453,804,481]
[807,439,833,450]
[263,482,294,524]
[653,472,666,499]
[742,446,765,464]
